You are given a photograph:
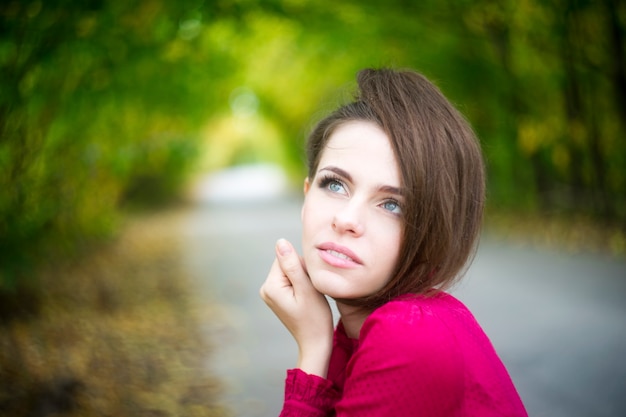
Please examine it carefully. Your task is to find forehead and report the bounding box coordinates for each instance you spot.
[318,121,400,185]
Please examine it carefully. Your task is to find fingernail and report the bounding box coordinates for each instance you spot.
[277,239,291,256]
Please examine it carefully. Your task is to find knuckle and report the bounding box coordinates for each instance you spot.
[259,286,274,304]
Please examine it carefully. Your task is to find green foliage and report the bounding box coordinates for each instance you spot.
[0,0,209,287]
[2,0,625,287]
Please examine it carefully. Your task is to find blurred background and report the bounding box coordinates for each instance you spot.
[1,0,625,416]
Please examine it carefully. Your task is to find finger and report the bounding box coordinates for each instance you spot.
[260,258,291,301]
[275,239,312,294]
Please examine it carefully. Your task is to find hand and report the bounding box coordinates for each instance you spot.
[260,238,334,377]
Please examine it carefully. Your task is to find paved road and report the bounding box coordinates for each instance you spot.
[180,195,626,417]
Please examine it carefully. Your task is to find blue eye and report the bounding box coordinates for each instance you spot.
[318,175,347,195]
[382,200,402,214]
[328,180,344,193]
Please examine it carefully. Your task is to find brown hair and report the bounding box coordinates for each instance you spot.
[306,68,485,310]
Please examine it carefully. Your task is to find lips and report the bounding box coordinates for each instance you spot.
[316,242,363,267]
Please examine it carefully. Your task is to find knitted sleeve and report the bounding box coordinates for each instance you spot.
[279,368,339,417]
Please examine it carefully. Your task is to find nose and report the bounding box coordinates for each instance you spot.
[332,202,365,236]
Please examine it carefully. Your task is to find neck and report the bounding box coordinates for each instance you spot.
[336,301,371,339]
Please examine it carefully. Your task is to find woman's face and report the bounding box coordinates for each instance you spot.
[301,120,403,300]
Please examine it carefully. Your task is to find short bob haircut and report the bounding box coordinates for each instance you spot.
[306,68,485,310]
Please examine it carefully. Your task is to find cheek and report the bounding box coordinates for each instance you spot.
[381,225,403,267]
[300,202,311,231]
[301,195,326,230]
[300,202,318,244]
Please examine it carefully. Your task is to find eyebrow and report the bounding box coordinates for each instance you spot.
[319,166,404,197]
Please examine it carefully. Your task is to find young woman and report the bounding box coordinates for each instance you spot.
[260,68,528,416]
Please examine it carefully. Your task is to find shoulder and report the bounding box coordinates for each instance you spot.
[349,293,468,402]
[358,293,477,369]
[361,292,470,342]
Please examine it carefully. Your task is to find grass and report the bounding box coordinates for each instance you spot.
[0,210,231,417]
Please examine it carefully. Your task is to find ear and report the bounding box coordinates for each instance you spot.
[301,177,310,221]
[303,177,310,195]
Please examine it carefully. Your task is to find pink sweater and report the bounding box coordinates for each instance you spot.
[280,293,528,416]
